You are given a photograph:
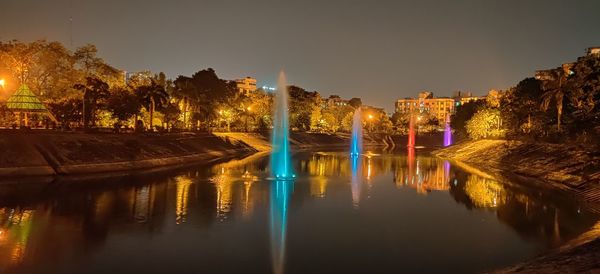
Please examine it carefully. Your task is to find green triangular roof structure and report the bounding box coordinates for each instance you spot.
[6,84,48,112]
[5,84,58,122]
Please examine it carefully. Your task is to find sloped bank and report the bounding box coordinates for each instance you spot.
[433,139,600,273]
[433,139,600,213]
[0,131,256,177]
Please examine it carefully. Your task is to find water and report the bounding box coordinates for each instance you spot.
[270,71,294,179]
[0,150,597,274]
[350,108,363,157]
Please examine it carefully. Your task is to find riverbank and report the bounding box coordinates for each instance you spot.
[0,130,450,178]
[433,139,600,213]
[433,139,600,273]
[0,131,256,177]
[214,131,450,152]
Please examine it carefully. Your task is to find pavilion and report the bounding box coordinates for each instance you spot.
[5,84,57,127]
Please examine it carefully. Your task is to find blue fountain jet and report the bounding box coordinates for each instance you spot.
[350,108,363,157]
[270,71,295,179]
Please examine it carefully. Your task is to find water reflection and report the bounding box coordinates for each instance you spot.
[0,151,596,274]
[270,181,293,274]
[350,155,363,208]
[175,176,192,224]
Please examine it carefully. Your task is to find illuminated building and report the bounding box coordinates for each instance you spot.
[451,91,487,107]
[325,95,349,108]
[235,77,257,95]
[587,46,600,56]
[395,91,455,123]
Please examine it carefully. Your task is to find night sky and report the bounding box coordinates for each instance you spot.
[2,0,600,111]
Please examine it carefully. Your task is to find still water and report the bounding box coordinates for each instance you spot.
[0,150,597,274]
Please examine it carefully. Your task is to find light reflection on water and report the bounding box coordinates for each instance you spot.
[0,150,597,274]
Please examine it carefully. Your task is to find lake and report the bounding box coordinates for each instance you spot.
[0,149,597,274]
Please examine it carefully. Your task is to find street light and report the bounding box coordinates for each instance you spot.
[245,106,253,132]
[0,79,5,89]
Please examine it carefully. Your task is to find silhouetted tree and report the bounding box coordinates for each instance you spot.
[73,77,110,128]
[135,81,169,130]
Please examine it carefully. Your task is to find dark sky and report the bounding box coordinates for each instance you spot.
[2,0,600,112]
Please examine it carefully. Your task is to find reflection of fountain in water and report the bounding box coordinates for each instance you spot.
[407,147,416,184]
[350,108,363,157]
[271,71,294,179]
[407,115,416,147]
[443,115,453,147]
[270,180,293,274]
[350,155,363,208]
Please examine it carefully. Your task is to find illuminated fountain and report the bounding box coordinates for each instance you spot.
[443,115,453,147]
[270,180,293,274]
[270,71,294,179]
[350,108,363,157]
[407,114,416,148]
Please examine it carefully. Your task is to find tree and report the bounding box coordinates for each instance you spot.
[47,98,82,127]
[106,87,141,123]
[451,100,485,136]
[391,111,410,134]
[466,108,504,139]
[540,66,575,132]
[73,77,110,128]
[288,85,321,131]
[0,40,80,100]
[561,55,600,139]
[135,81,169,130]
[162,102,181,131]
[171,68,237,130]
[348,98,362,108]
[501,78,545,136]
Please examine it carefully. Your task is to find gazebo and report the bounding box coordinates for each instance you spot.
[6,84,57,127]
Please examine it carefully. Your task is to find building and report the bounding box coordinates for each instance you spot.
[235,77,257,95]
[325,95,349,108]
[395,91,455,123]
[452,91,485,107]
[535,69,556,81]
[587,47,600,56]
[535,62,575,82]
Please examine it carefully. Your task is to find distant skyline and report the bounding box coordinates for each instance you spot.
[2,0,600,112]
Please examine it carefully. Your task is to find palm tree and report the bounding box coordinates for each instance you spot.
[136,81,169,131]
[541,69,569,131]
[73,77,109,129]
[173,76,196,129]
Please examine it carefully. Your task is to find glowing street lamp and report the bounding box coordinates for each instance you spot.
[0,79,5,89]
[367,114,374,132]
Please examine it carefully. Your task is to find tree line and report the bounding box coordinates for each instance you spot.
[0,40,400,133]
[452,52,600,146]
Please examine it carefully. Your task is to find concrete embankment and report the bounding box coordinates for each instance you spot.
[0,130,450,178]
[433,139,600,213]
[215,131,451,152]
[0,131,256,177]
